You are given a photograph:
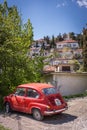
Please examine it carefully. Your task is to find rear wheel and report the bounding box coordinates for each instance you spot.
[5,102,11,113]
[32,109,44,121]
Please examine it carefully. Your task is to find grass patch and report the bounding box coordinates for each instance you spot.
[64,91,87,100]
[0,125,11,130]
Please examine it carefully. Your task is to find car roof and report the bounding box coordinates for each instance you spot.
[18,83,53,91]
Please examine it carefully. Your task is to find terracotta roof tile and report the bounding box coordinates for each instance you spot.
[43,66,55,72]
[56,40,77,44]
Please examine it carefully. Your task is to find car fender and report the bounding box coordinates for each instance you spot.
[29,102,49,114]
[4,95,13,109]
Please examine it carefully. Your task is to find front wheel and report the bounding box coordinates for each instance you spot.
[32,109,44,121]
[5,102,11,113]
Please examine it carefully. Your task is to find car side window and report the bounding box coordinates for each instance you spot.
[15,88,25,96]
[27,89,39,98]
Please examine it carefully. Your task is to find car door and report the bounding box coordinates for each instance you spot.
[11,87,26,112]
[24,88,40,113]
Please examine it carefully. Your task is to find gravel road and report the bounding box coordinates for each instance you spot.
[0,97,87,130]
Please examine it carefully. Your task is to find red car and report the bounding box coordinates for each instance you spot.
[4,83,68,120]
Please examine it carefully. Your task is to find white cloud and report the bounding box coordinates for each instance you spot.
[56,0,87,8]
[76,0,87,8]
[56,1,67,8]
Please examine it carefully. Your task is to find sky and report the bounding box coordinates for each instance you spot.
[0,0,87,40]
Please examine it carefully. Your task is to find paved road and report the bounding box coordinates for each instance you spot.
[0,97,87,130]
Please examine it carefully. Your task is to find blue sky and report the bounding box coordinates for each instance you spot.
[0,0,87,40]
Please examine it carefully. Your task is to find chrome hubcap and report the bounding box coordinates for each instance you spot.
[34,111,40,119]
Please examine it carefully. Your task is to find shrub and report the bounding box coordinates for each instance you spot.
[0,125,11,130]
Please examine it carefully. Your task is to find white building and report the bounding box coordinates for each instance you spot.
[56,39,79,49]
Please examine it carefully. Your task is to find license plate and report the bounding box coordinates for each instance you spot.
[55,99,61,106]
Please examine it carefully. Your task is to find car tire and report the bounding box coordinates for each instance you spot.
[5,102,11,113]
[32,109,44,121]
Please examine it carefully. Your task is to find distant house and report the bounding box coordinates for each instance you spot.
[29,38,83,73]
[48,58,74,72]
[55,63,73,72]
[29,39,50,58]
[29,47,41,57]
[56,39,79,49]
[44,39,82,73]
[31,39,50,49]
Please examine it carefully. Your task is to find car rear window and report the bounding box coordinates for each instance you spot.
[42,87,57,95]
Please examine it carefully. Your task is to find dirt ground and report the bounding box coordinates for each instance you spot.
[0,97,87,130]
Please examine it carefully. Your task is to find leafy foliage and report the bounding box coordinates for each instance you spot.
[69,60,80,72]
[82,27,87,71]
[0,1,44,105]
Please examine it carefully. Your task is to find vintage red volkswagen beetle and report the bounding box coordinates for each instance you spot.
[4,83,68,120]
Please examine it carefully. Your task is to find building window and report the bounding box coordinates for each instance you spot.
[62,66,70,71]
[73,44,76,46]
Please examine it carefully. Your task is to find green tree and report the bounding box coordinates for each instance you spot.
[76,34,83,48]
[50,35,56,48]
[69,32,76,40]
[32,56,46,82]
[56,33,63,42]
[44,36,50,45]
[82,27,87,71]
[69,60,80,72]
[62,33,67,40]
[0,1,34,98]
[22,19,33,47]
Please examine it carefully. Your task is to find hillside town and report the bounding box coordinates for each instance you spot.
[1,1,87,130]
[29,34,83,73]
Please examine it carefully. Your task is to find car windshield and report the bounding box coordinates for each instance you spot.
[42,87,57,95]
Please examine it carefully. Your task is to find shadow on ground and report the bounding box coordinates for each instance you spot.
[43,113,77,125]
[0,111,77,125]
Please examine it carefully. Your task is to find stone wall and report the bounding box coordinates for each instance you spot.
[45,72,87,96]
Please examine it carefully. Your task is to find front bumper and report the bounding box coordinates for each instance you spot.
[44,107,68,115]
